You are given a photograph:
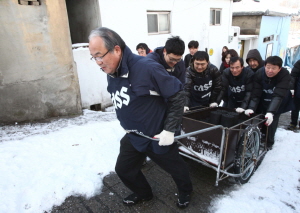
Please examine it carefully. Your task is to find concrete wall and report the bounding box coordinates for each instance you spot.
[97,0,233,68]
[232,15,262,35]
[66,0,101,44]
[0,0,82,123]
[258,16,291,63]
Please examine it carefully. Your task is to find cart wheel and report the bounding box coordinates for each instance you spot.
[234,126,261,184]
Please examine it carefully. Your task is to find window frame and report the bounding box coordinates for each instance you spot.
[263,35,274,43]
[210,8,222,26]
[147,11,171,35]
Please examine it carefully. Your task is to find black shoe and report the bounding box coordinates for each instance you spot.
[287,124,297,131]
[176,193,191,209]
[123,193,153,206]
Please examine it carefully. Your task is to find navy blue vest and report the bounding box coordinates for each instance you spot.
[227,70,246,108]
[107,47,183,154]
[257,71,293,114]
[190,73,212,107]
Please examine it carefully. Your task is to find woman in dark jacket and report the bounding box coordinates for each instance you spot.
[219,49,239,74]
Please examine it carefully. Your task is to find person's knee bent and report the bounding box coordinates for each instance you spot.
[115,159,127,177]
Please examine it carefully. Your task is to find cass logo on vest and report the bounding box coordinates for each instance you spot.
[263,87,275,94]
[111,87,130,109]
[229,85,245,93]
[194,80,212,91]
[202,91,211,98]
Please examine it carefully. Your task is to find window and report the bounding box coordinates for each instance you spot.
[263,35,274,43]
[210,9,221,25]
[265,43,273,59]
[18,0,41,5]
[147,11,170,34]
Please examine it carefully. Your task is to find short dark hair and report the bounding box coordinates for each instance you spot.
[89,27,126,51]
[165,36,185,56]
[188,40,199,49]
[136,43,150,54]
[265,56,282,68]
[230,57,244,67]
[221,49,239,62]
[191,51,209,63]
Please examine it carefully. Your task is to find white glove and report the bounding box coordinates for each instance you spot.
[209,102,218,108]
[154,130,174,146]
[265,113,273,126]
[291,90,294,97]
[244,109,254,116]
[236,107,245,113]
[184,106,189,112]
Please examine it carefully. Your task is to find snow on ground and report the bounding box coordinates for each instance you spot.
[0,109,300,213]
[0,110,124,213]
[209,128,300,213]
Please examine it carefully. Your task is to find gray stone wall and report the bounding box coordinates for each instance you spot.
[0,0,82,123]
[233,15,262,35]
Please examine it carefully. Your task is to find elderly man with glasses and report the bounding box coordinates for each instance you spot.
[89,27,193,209]
[147,36,186,85]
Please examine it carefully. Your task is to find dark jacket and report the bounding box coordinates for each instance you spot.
[147,47,186,85]
[246,49,264,72]
[107,46,184,154]
[184,62,222,106]
[219,61,230,74]
[218,67,254,109]
[184,54,193,68]
[291,59,300,98]
[247,67,292,114]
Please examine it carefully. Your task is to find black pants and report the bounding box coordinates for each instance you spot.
[262,113,280,146]
[291,97,300,126]
[115,134,193,198]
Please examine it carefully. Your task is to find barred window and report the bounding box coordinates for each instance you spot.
[210,9,221,26]
[147,11,170,34]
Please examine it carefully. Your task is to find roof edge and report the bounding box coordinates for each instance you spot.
[233,9,298,17]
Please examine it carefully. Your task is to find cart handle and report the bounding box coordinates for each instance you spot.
[125,125,224,141]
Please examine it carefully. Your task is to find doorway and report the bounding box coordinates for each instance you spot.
[65,0,101,44]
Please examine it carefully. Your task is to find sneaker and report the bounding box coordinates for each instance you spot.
[287,124,297,131]
[176,193,191,209]
[123,193,153,206]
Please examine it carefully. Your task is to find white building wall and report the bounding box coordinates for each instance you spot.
[98,0,234,68]
[73,0,236,109]
[72,45,112,109]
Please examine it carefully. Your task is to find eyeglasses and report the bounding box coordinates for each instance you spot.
[167,54,182,63]
[90,49,110,62]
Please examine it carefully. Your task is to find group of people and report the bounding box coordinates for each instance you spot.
[88,27,299,209]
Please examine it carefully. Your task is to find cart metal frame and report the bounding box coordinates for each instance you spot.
[127,107,268,186]
[177,107,268,186]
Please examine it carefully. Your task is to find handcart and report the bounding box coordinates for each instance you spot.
[176,107,268,186]
[127,107,267,186]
